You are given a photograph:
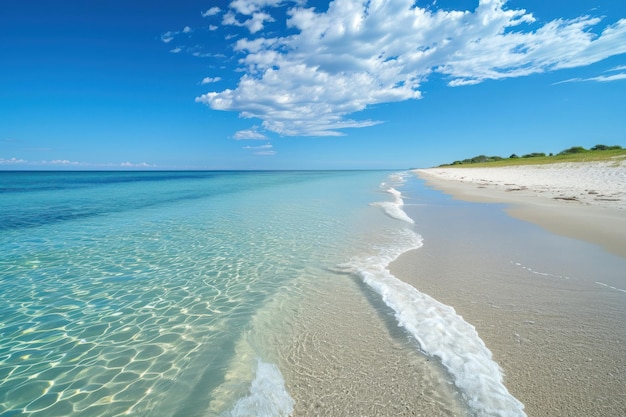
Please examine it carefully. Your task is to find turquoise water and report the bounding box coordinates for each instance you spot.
[0,171,394,416]
[0,171,525,417]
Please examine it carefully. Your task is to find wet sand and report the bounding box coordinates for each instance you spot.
[389,170,626,416]
[277,269,468,416]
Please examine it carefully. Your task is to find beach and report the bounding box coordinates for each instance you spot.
[2,169,625,416]
[388,161,626,416]
[415,161,626,257]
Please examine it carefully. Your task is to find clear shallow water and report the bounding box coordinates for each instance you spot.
[0,171,524,417]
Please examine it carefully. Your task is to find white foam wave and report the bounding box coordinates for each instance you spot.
[511,261,571,280]
[339,228,526,417]
[595,282,626,293]
[226,360,294,417]
[384,172,409,186]
[372,186,415,224]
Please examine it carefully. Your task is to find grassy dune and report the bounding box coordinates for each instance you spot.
[440,146,626,168]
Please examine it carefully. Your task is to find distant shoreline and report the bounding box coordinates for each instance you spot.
[414,161,626,258]
[436,145,626,168]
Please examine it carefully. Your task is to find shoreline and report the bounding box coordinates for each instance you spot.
[414,161,626,258]
[387,167,626,416]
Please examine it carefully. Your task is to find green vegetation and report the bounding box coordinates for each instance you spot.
[441,144,626,167]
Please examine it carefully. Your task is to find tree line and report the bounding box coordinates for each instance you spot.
[443,144,623,166]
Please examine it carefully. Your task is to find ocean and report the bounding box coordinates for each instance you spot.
[0,171,525,417]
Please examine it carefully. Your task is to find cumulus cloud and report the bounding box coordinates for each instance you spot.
[222,10,275,34]
[201,76,222,84]
[230,0,284,16]
[195,0,626,136]
[202,7,222,17]
[0,157,27,164]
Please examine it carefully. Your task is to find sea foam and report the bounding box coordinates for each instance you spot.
[371,174,415,224]
[226,360,294,417]
[341,174,527,417]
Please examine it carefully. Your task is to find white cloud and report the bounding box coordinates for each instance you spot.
[246,12,275,34]
[555,73,626,84]
[0,157,82,166]
[202,7,222,17]
[120,162,155,168]
[192,52,215,58]
[0,157,27,164]
[243,143,277,155]
[222,10,275,34]
[161,31,175,43]
[230,0,284,16]
[233,128,268,140]
[597,74,626,82]
[196,0,626,136]
[201,76,222,84]
[47,159,81,166]
[161,26,194,44]
[170,47,183,53]
[243,143,273,149]
[0,158,157,169]
[608,65,626,72]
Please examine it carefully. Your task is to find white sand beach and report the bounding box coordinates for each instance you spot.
[415,160,626,257]
[387,160,626,416]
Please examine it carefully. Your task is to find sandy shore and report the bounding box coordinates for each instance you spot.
[387,161,626,416]
[415,160,626,258]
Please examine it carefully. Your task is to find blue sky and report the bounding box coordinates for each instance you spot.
[1,0,625,170]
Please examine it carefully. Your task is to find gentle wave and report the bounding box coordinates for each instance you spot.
[511,261,571,280]
[225,360,294,417]
[595,282,626,293]
[342,173,526,417]
[371,179,415,224]
[1,170,390,417]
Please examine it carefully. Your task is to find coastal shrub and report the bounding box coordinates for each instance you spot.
[458,155,505,164]
[440,143,626,167]
[442,154,505,166]
[591,144,622,151]
[470,155,490,163]
[558,146,587,155]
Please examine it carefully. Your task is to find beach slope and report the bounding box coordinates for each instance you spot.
[415,160,626,258]
[387,162,626,416]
